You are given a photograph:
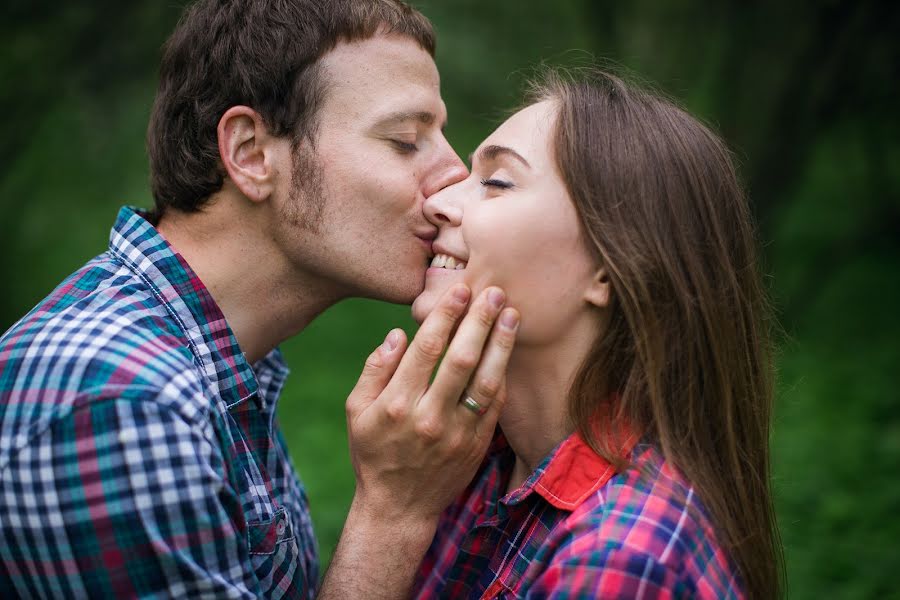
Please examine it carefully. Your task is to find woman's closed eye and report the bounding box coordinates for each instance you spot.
[480,177,514,190]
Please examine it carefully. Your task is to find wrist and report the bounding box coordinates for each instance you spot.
[344,492,439,555]
[321,496,438,600]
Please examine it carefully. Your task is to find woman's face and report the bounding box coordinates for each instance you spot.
[411,101,604,345]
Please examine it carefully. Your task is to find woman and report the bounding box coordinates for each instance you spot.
[410,69,782,599]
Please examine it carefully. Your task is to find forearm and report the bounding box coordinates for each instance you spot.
[318,496,437,600]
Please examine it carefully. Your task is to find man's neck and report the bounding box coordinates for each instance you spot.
[156,194,346,364]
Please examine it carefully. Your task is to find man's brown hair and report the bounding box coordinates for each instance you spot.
[529,68,784,599]
[147,0,434,217]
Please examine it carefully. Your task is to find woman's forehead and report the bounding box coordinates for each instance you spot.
[478,101,557,166]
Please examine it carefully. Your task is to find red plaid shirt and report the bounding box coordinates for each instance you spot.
[414,430,744,599]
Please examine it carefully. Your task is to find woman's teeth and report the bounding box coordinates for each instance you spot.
[430,253,467,270]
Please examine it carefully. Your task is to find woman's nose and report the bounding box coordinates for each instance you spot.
[424,180,464,227]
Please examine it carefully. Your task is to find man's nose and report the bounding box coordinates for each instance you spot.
[422,139,469,199]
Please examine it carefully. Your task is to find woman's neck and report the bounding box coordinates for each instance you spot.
[500,335,596,494]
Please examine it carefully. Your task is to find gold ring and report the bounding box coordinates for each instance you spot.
[460,395,488,416]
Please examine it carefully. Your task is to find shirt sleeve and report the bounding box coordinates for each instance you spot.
[526,545,686,600]
[0,393,262,599]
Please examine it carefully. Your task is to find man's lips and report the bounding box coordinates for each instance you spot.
[415,231,437,257]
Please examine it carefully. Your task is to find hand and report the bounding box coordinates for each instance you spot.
[319,284,518,599]
[345,283,519,527]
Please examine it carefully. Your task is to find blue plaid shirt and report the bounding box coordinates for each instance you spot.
[0,207,318,598]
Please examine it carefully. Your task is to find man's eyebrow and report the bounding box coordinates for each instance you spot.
[375,110,438,127]
[469,144,531,169]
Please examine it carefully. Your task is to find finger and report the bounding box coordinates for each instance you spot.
[426,287,507,414]
[389,284,470,393]
[466,308,519,436]
[346,328,407,418]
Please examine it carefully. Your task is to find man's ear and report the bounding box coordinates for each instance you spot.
[217,106,279,203]
[584,266,611,309]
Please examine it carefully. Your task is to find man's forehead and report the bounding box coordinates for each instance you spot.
[321,34,439,85]
[318,36,445,126]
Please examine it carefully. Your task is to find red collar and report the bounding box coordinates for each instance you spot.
[531,428,639,511]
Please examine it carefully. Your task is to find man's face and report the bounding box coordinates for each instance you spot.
[272,34,467,304]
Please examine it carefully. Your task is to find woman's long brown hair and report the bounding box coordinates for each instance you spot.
[531,69,783,598]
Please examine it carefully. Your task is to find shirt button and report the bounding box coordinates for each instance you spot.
[276,520,286,536]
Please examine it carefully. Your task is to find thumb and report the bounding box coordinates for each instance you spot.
[346,328,406,417]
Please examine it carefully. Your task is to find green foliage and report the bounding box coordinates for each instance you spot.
[2,1,898,596]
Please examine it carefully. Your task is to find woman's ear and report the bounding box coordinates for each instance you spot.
[584,266,611,309]
[217,106,279,203]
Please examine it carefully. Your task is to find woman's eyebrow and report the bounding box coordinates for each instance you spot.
[469,144,531,169]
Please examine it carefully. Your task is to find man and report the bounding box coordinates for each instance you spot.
[0,1,519,598]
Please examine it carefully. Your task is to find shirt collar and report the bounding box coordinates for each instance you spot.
[108,206,284,409]
[504,425,639,512]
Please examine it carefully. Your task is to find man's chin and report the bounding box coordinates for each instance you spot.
[364,269,425,306]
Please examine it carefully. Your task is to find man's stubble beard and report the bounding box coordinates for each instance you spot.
[282,140,326,232]
[278,137,364,299]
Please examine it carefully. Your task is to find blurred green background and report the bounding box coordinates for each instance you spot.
[2,1,898,597]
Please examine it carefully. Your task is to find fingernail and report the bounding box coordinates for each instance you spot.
[489,288,506,309]
[500,309,519,331]
[453,285,471,304]
[382,330,401,352]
